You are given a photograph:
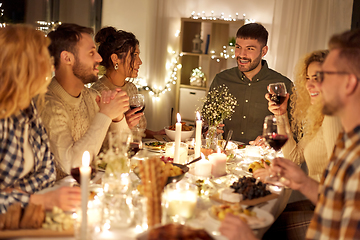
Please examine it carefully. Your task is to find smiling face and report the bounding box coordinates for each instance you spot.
[320,50,344,116]
[235,38,267,76]
[72,33,102,84]
[119,45,142,78]
[306,61,322,104]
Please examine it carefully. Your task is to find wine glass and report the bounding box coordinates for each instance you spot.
[129,128,144,158]
[129,94,145,115]
[262,115,289,184]
[268,82,287,115]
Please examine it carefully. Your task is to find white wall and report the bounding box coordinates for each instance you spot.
[102,0,277,131]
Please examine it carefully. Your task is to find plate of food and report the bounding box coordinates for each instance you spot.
[144,141,166,152]
[207,203,274,229]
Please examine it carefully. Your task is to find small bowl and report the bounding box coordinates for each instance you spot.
[165,127,194,142]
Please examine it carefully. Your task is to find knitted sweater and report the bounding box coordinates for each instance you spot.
[91,76,147,130]
[41,78,129,175]
[282,115,342,182]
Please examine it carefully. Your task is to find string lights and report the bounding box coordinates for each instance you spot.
[36,21,61,35]
[131,11,255,100]
[0,2,6,28]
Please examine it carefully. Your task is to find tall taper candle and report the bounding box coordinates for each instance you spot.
[195,112,202,158]
[80,151,91,239]
[174,113,182,164]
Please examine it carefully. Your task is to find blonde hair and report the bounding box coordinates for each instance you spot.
[0,24,52,119]
[290,50,328,142]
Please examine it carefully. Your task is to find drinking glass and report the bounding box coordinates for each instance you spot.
[129,94,145,129]
[263,115,289,184]
[129,128,144,158]
[268,82,287,115]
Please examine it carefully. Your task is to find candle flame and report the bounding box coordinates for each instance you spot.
[177,113,181,123]
[196,111,201,121]
[201,152,205,159]
[217,147,221,154]
[82,151,90,167]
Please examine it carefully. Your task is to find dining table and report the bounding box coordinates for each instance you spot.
[2,139,290,240]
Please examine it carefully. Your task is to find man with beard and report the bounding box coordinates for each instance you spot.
[220,28,360,240]
[41,23,130,178]
[207,23,293,144]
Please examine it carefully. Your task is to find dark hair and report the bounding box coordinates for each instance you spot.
[328,29,360,78]
[236,23,268,47]
[95,26,139,71]
[47,23,93,69]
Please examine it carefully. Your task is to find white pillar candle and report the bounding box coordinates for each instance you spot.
[174,113,182,164]
[208,149,227,177]
[194,154,212,177]
[195,112,202,158]
[80,151,91,239]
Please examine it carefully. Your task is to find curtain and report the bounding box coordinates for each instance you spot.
[267,0,354,80]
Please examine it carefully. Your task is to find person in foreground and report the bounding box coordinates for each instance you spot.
[92,26,165,138]
[41,23,130,178]
[208,23,293,144]
[0,25,80,214]
[220,28,360,240]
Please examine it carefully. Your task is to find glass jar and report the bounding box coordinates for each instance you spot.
[205,125,217,150]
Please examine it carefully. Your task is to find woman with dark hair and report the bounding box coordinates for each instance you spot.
[92,26,165,138]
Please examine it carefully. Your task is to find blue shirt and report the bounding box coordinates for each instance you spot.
[0,101,56,213]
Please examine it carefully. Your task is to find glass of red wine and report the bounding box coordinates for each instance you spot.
[268,82,287,115]
[129,94,145,118]
[262,115,289,185]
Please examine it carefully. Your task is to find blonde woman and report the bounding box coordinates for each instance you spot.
[0,25,80,214]
[92,26,165,138]
[256,50,343,239]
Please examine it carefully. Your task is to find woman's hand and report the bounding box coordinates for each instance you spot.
[31,186,81,212]
[249,136,267,147]
[125,107,143,129]
[265,93,289,116]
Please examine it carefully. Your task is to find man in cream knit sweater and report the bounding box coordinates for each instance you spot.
[41,23,130,177]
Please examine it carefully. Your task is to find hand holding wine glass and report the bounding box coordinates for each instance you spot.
[129,94,145,114]
[263,115,289,185]
[268,82,287,115]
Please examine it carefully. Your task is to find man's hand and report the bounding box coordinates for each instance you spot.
[219,214,258,240]
[97,89,129,121]
[125,107,143,129]
[265,93,289,116]
[270,157,319,204]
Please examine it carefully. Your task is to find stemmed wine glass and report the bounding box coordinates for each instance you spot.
[268,82,287,115]
[129,94,145,115]
[262,115,289,184]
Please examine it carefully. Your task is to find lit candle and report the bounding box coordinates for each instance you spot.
[174,113,182,164]
[208,148,227,177]
[195,112,202,158]
[194,153,212,177]
[80,151,91,239]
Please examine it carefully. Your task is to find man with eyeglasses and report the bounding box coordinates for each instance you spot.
[219,28,360,240]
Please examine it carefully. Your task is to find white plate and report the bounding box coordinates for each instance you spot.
[206,206,274,230]
[143,140,166,152]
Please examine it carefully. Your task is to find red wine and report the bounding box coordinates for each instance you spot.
[130,105,145,114]
[70,167,96,184]
[129,142,141,157]
[270,94,286,105]
[264,134,288,151]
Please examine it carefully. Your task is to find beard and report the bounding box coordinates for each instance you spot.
[237,52,262,72]
[321,98,341,116]
[72,56,98,84]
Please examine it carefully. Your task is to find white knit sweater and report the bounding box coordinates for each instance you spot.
[282,115,343,182]
[41,78,129,174]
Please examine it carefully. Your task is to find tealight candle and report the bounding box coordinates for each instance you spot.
[174,113,182,164]
[208,148,227,177]
[80,151,91,239]
[195,112,202,158]
[194,154,212,177]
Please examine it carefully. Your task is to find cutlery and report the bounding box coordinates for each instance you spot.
[246,201,268,211]
[163,136,169,142]
[185,156,202,166]
[223,129,233,151]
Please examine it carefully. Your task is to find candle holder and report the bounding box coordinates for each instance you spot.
[162,181,198,224]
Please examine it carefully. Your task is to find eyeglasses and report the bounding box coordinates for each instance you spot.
[315,71,350,83]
